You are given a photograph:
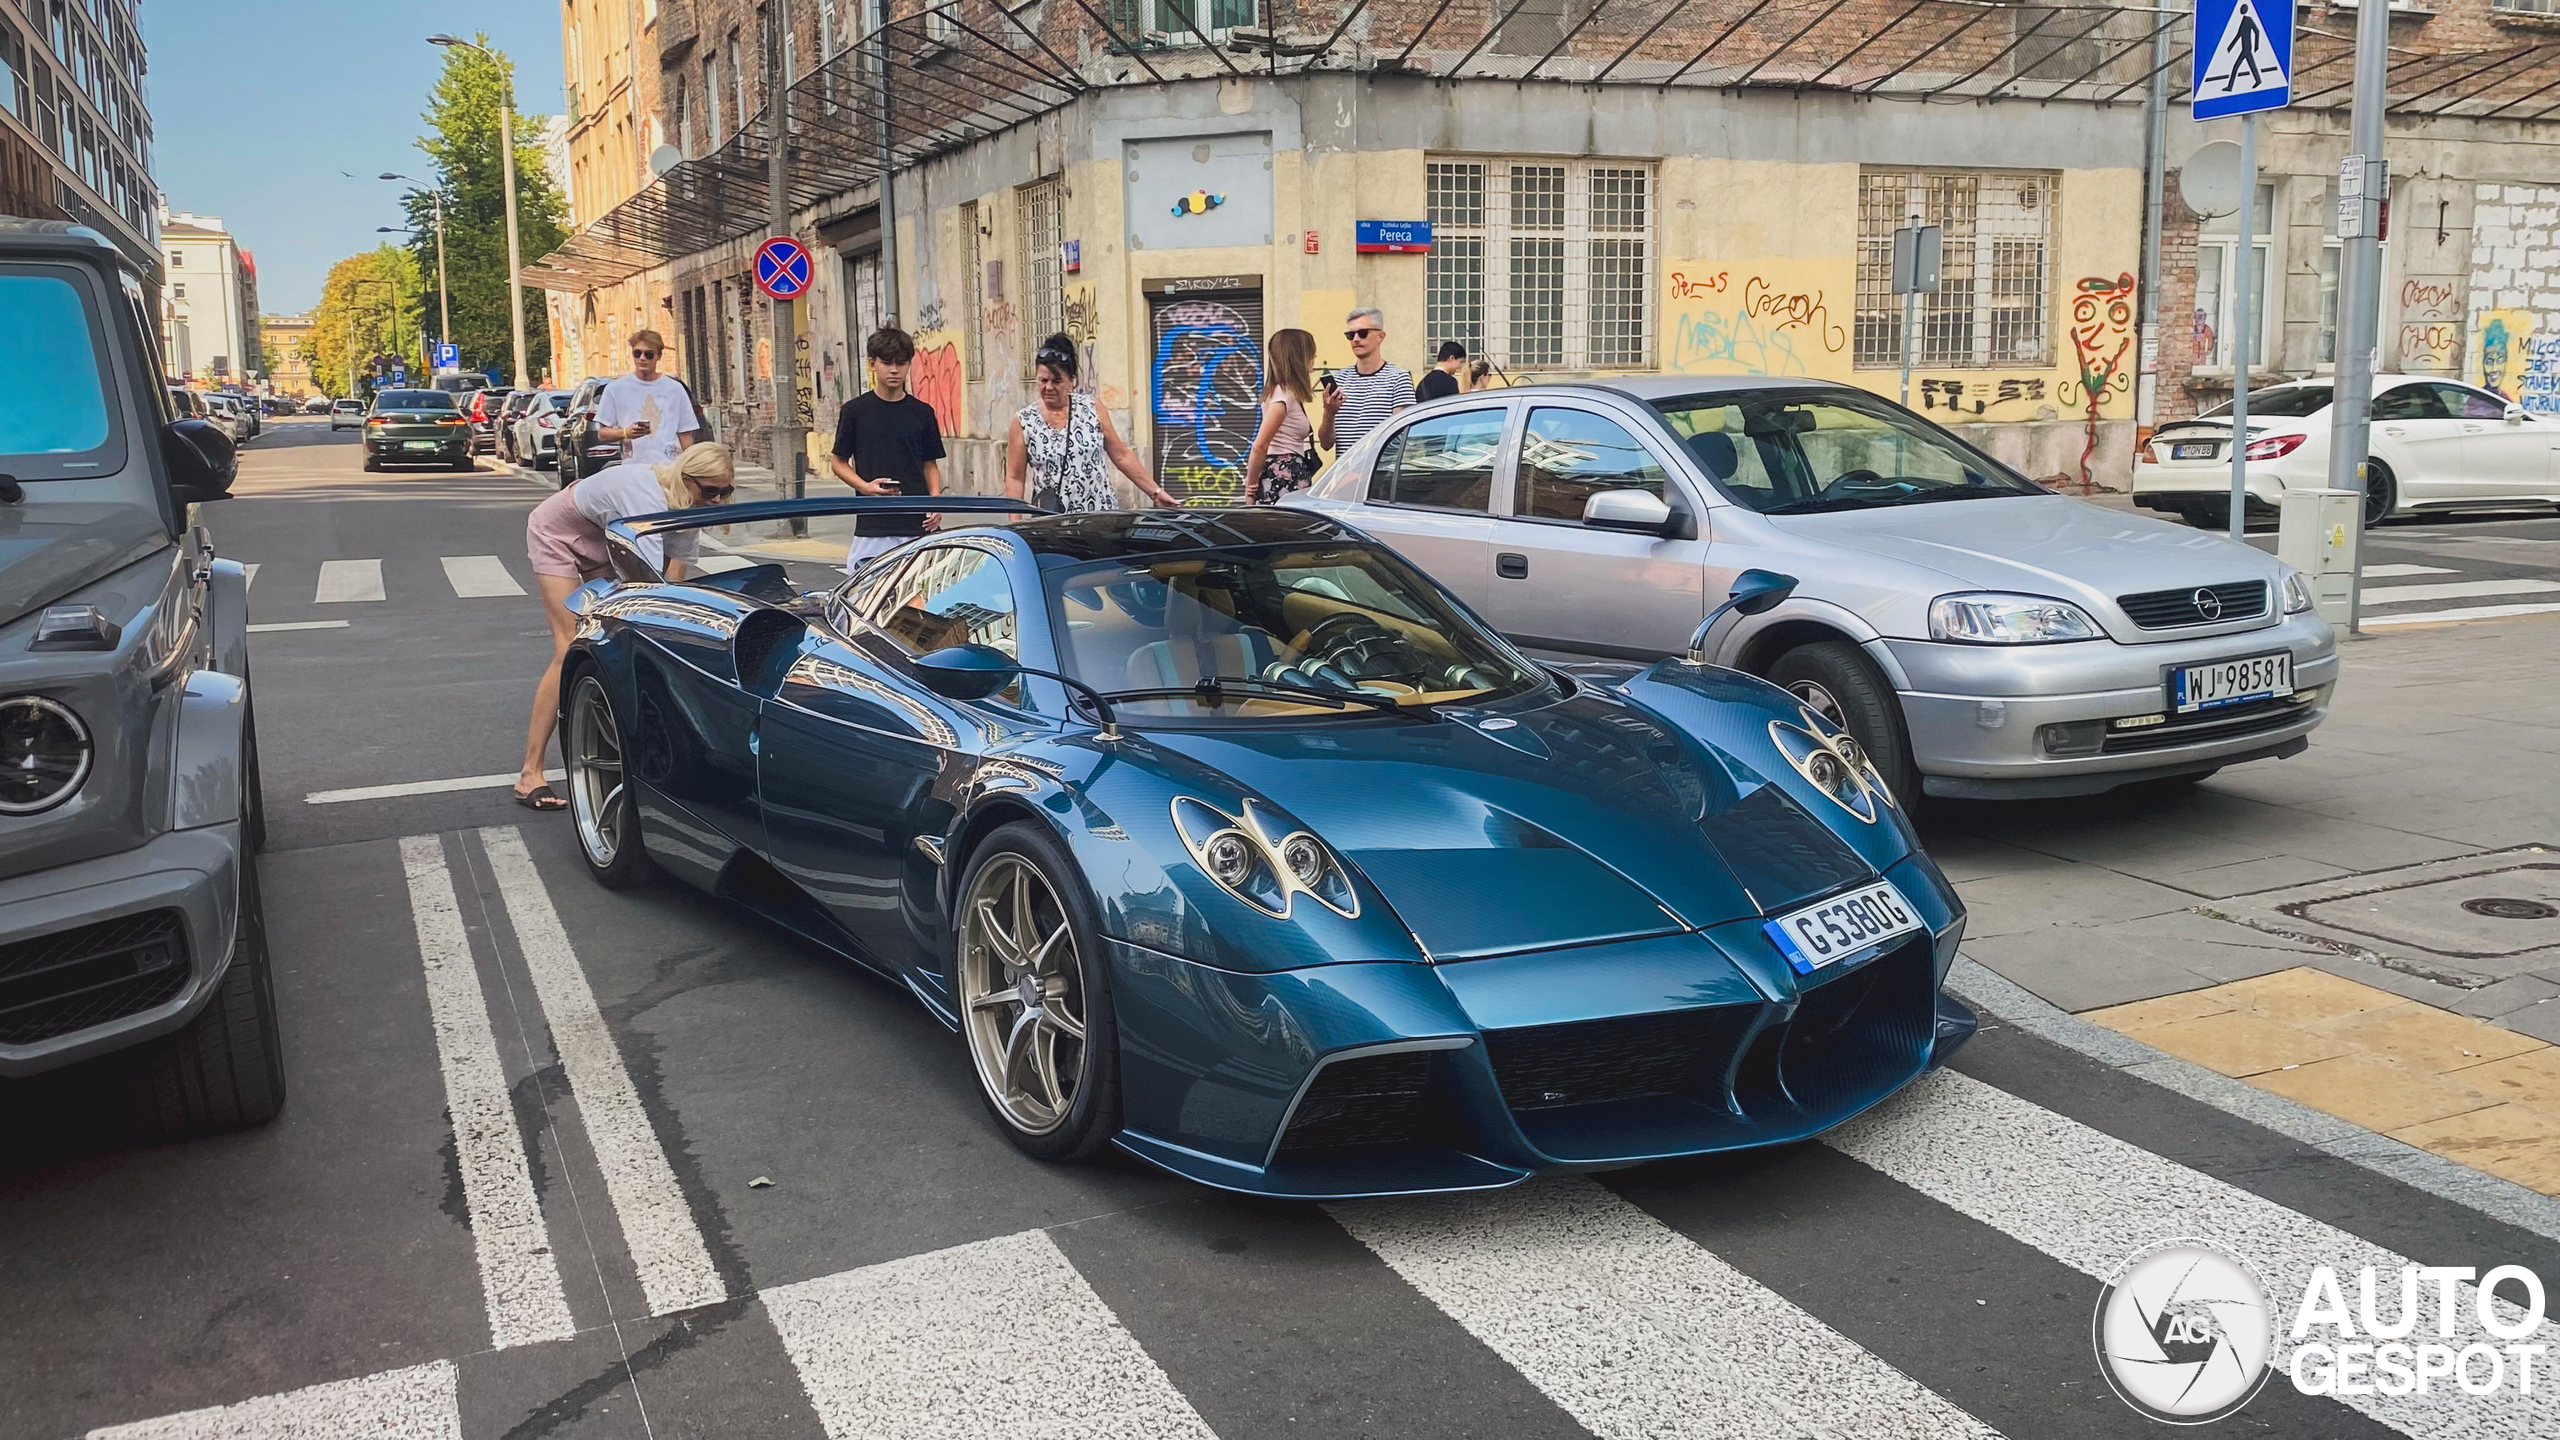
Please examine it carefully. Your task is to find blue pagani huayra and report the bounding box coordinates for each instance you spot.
[562,497,1975,1198]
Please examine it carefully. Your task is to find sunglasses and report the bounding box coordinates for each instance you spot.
[693,483,733,500]
[631,349,661,359]
[1344,328,1379,340]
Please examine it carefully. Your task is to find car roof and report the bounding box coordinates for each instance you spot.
[1014,507,1354,563]
[1486,375,1866,403]
[0,218,120,260]
[374,389,453,405]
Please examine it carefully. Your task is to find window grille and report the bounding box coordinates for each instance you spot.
[1426,157,1655,372]
[1854,170,2055,369]
[962,200,984,382]
[1017,178,1063,378]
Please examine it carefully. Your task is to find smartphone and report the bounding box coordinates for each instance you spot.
[1320,373,1339,393]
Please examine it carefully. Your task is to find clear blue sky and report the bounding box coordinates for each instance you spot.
[141,3,567,314]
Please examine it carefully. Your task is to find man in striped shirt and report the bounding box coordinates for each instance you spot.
[1318,306,1414,455]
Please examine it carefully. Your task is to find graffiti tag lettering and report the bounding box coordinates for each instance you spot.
[912,342,962,436]
[1919,377,2048,416]
[1669,269,1730,299]
[1665,305,1811,377]
[1150,299,1263,501]
[1740,276,1848,353]
[2399,278,2459,316]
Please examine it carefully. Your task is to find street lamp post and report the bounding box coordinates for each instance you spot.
[427,34,528,390]
[379,174,451,354]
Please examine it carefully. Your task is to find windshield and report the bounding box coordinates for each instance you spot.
[2200,384,2332,420]
[373,390,456,411]
[1044,543,1542,722]
[1650,388,2041,515]
[0,267,124,479]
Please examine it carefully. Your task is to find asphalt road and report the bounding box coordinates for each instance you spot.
[5,421,2557,1439]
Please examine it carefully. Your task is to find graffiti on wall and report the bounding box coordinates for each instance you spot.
[911,328,964,437]
[1063,284,1101,399]
[2474,311,2560,412]
[1150,298,1264,500]
[2399,277,2463,373]
[1917,377,2050,415]
[1662,263,1848,377]
[2057,272,2136,489]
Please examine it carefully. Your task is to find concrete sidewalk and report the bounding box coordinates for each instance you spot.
[1933,613,2560,1193]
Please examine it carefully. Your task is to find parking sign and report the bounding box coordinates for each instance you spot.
[2192,0,2292,119]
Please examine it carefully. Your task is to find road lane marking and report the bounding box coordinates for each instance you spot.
[479,826,726,1317]
[441,554,528,597]
[2360,563,2456,578]
[249,620,350,633]
[2366,602,2560,626]
[2361,577,2560,605]
[86,1359,460,1439]
[1828,1068,2558,1440]
[305,770,562,805]
[399,835,575,1350]
[315,558,385,604]
[1330,1177,1998,1440]
[763,1229,1217,1440]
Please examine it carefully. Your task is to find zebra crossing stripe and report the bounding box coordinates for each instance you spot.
[2368,602,2560,627]
[399,835,576,1349]
[85,1359,460,1440]
[440,555,528,597]
[1330,1176,2002,1440]
[2361,578,2560,605]
[315,559,385,604]
[478,826,726,1317]
[1827,1068,2560,1439]
[763,1229,1218,1440]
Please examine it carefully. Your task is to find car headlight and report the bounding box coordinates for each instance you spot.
[1170,796,1359,919]
[2281,567,2317,615]
[0,695,93,815]
[1928,593,2104,644]
[1768,713,1891,822]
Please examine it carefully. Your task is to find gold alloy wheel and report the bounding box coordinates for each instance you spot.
[958,852,1087,1136]
[568,675,627,868]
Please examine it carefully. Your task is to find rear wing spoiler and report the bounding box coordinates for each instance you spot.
[603,496,1055,580]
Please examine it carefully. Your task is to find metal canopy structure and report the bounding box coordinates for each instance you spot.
[527,0,2560,290]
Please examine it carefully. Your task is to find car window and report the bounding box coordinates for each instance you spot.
[2370,384,2448,421]
[1367,407,1504,512]
[874,545,1019,661]
[2433,383,2507,420]
[2201,384,2331,419]
[1650,388,2035,514]
[0,267,123,478]
[373,390,457,410]
[1515,407,1674,521]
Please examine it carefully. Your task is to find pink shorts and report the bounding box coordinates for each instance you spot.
[526,487,608,579]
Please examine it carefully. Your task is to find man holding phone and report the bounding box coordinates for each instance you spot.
[1318,306,1414,455]
[596,329,700,465]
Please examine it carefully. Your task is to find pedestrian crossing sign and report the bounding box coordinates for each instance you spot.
[2192,0,2292,119]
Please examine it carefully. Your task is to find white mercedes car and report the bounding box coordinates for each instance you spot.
[2132,374,2560,528]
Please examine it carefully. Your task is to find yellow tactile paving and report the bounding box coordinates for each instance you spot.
[2084,966,2560,1198]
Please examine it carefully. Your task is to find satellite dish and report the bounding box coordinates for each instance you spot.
[2179,142,2243,221]
[649,144,683,178]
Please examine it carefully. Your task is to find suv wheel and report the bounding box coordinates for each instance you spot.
[128,859,287,1136]
[1766,642,1921,809]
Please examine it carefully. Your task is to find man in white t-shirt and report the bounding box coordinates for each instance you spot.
[595,329,701,465]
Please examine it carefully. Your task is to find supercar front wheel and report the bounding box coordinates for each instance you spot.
[953,823,1120,1160]
[567,671,650,888]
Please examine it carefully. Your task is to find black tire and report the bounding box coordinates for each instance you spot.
[2364,459,2397,528]
[128,858,287,1136]
[950,822,1121,1162]
[361,451,380,472]
[451,454,475,472]
[565,670,652,889]
[242,694,267,853]
[1766,641,1920,809]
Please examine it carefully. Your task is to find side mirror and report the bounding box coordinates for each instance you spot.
[914,643,1022,701]
[161,417,236,506]
[1583,488,1676,536]
[1683,569,1800,663]
[2506,402,2529,425]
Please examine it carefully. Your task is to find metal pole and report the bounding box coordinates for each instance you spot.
[433,193,451,354]
[770,0,804,500]
[2136,10,2169,440]
[2330,0,2390,633]
[498,87,528,388]
[2228,113,2256,542]
[874,12,899,328]
[1899,213,1919,409]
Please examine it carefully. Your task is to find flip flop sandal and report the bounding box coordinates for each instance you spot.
[514,784,568,812]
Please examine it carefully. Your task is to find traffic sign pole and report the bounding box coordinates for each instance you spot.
[2331,0,2390,635]
[2228,114,2257,542]
[2190,0,2292,542]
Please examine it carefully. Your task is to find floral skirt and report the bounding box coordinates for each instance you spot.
[1253,450,1321,506]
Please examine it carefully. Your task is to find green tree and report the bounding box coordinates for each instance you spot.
[309,246,425,397]
[397,36,566,381]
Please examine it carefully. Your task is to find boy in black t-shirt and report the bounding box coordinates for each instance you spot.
[829,326,947,572]
[1416,340,1469,404]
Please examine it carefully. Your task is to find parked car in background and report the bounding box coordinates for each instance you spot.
[201,394,245,443]
[359,388,474,472]
[493,390,539,463]
[511,389,569,471]
[1293,376,2337,804]
[302,396,331,415]
[224,394,260,441]
[0,218,282,1136]
[165,386,204,422]
[556,376,620,483]
[464,387,515,454]
[430,372,489,401]
[328,398,364,430]
[2132,375,2560,530]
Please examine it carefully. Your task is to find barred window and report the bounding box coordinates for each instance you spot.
[1017,177,1063,379]
[1854,170,2056,369]
[961,200,983,383]
[1427,157,1654,372]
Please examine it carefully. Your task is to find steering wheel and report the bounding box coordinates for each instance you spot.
[1812,469,1920,503]
[1301,611,1377,656]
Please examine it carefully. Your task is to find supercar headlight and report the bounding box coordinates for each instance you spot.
[1767,709,1891,823]
[1928,592,2103,645]
[0,695,93,815]
[1170,797,1359,919]
[2281,567,2317,615]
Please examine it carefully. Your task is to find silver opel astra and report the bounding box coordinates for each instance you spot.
[1288,375,2336,802]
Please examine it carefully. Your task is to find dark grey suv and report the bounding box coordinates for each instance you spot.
[0,220,281,1134]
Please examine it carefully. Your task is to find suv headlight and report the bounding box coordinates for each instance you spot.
[0,695,93,815]
[1928,593,2104,645]
[2281,567,2317,615]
